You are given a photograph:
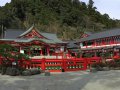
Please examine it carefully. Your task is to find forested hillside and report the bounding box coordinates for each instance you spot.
[0,0,120,40]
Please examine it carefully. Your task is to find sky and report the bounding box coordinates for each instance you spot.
[0,0,120,19]
[0,0,11,6]
[81,0,120,19]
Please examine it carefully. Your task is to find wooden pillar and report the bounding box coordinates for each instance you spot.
[112,37,115,44]
[96,40,98,46]
[40,49,43,56]
[19,46,21,53]
[62,59,66,72]
[109,37,112,45]
[99,39,101,45]
[85,42,87,48]
[102,39,105,45]
[102,39,103,45]
[64,45,67,52]
[94,50,97,57]
[80,52,82,58]
[28,48,31,56]
[94,40,96,46]
[113,47,116,56]
[47,46,50,56]
[110,37,112,44]
[41,58,45,70]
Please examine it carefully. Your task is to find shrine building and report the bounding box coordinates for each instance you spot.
[76,29,120,59]
[0,25,67,59]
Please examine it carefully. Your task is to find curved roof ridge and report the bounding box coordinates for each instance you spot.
[19,24,35,37]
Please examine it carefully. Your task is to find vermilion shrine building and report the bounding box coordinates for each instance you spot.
[0,25,67,59]
[2,25,118,72]
[77,29,120,59]
[0,25,95,72]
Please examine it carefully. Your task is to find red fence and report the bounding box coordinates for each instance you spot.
[20,57,101,72]
[0,57,102,72]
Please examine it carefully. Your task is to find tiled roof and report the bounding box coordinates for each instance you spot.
[0,38,56,44]
[3,25,65,44]
[78,28,120,42]
[4,29,25,39]
[84,31,93,35]
[64,40,78,49]
[19,25,36,37]
[15,38,56,44]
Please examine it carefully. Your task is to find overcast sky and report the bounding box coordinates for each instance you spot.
[0,0,11,6]
[0,0,120,19]
[81,0,120,19]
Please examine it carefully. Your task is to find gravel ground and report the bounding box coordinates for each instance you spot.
[0,70,120,90]
[82,70,120,90]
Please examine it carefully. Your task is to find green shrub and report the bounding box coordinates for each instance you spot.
[91,62,107,68]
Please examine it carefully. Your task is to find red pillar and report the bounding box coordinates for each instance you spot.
[64,45,67,52]
[94,40,96,46]
[103,39,105,45]
[83,59,87,70]
[94,50,97,57]
[41,58,46,70]
[62,59,66,71]
[112,37,114,44]
[85,42,87,48]
[80,53,82,58]
[40,49,43,56]
[109,37,111,45]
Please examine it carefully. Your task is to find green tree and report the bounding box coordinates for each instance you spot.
[0,44,29,75]
[0,0,119,40]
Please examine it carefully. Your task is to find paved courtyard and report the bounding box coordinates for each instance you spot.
[0,70,120,90]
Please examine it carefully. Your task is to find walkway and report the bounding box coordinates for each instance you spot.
[0,70,120,90]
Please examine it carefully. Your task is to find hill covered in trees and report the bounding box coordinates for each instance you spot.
[0,0,120,40]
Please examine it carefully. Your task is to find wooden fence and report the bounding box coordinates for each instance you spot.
[19,57,101,72]
[0,57,101,72]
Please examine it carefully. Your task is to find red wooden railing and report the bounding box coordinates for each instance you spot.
[0,57,102,72]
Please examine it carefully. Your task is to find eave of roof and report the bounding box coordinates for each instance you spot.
[15,38,56,44]
[0,38,60,44]
[0,39,15,41]
[78,28,120,42]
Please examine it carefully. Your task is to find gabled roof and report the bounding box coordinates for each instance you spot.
[3,25,65,44]
[41,33,63,43]
[19,25,37,37]
[4,29,25,39]
[78,28,120,42]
